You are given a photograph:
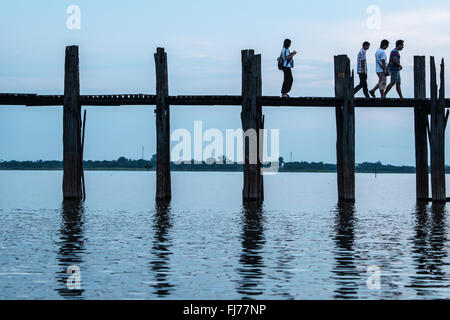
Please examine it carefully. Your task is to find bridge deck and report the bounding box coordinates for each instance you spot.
[1,93,449,108]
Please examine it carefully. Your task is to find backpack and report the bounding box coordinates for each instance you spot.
[277,48,287,70]
[277,54,283,70]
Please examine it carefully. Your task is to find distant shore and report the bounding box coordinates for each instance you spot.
[1,157,449,174]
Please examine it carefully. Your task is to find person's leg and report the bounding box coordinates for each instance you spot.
[281,67,288,96]
[370,73,382,97]
[286,68,293,95]
[361,74,369,98]
[369,84,378,97]
[396,82,404,99]
[385,70,398,97]
[378,73,387,98]
[354,73,363,94]
[385,81,395,96]
[370,83,379,92]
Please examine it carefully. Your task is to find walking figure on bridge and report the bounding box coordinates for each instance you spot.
[369,39,390,99]
[354,41,371,98]
[279,39,297,98]
[384,40,405,99]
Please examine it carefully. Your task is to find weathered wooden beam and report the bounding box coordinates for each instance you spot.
[241,50,264,201]
[258,97,446,108]
[77,96,446,108]
[334,55,355,202]
[425,197,450,202]
[445,110,450,130]
[4,94,450,108]
[154,48,171,201]
[426,117,432,146]
[430,57,446,202]
[79,94,156,106]
[169,95,241,106]
[255,54,264,201]
[63,46,83,200]
[0,94,63,106]
[81,109,87,201]
[335,58,344,201]
[344,69,356,202]
[413,56,429,201]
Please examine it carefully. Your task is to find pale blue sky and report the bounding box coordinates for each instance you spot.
[1,0,450,165]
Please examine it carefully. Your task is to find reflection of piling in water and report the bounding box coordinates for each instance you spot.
[2,46,449,203]
[55,200,85,299]
[409,203,449,296]
[150,201,175,297]
[332,202,359,299]
[236,201,266,299]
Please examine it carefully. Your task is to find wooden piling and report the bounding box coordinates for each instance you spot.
[241,50,264,201]
[430,57,446,202]
[334,55,355,202]
[81,109,87,201]
[413,56,429,201]
[256,54,264,200]
[63,46,83,200]
[154,48,171,201]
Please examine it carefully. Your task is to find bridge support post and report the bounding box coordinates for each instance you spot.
[413,56,429,201]
[154,48,171,201]
[63,45,83,200]
[430,57,446,202]
[334,55,355,202]
[241,50,264,201]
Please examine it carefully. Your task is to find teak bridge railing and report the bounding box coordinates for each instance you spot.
[1,46,450,203]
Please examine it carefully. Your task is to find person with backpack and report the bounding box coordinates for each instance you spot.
[384,40,405,99]
[278,39,297,98]
[369,39,390,99]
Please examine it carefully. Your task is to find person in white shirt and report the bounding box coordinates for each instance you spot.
[354,41,371,98]
[369,39,390,99]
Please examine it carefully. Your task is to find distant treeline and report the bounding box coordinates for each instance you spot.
[281,161,419,173]
[2,156,450,173]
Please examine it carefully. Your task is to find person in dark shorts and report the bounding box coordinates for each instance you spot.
[384,40,404,99]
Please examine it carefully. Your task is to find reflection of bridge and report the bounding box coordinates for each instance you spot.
[1,46,449,203]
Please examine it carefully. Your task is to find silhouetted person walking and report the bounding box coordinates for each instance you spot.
[384,40,405,99]
[280,39,297,98]
[354,41,371,98]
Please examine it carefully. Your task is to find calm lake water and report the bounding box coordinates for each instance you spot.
[1,170,450,300]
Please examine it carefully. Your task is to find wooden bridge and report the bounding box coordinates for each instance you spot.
[1,46,449,203]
